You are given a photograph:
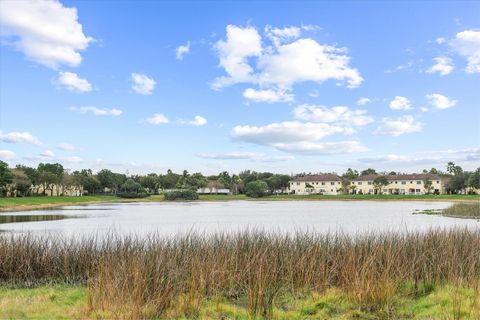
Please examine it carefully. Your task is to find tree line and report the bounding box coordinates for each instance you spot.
[0,160,478,197]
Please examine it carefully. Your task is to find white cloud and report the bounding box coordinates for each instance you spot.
[257,38,363,89]
[0,150,15,160]
[243,88,294,103]
[389,96,412,110]
[374,115,423,136]
[292,104,373,126]
[265,25,301,47]
[0,131,42,146]
[197,151,294,162]
[176,41,190,60]
[180,115,207,126]
[0,0,92,68]
[40,150,55,158]
[426,56,454,76]
[308,90,320,98]
[451,29,480,73]
[131,73,156,95]
[69,106,122,116]
[213,25,263,89]
[230,121,364,155]
[271,141,366,154]
[212,24,362,96]
[58,143,75,151]
[55,71,92,92]
[356,97,371,105]
[147,113,169,125]
[420,107,429,112]
[436,37,446,44]
[425,93,457,109]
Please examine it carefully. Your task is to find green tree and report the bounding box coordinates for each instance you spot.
[466,168,480,193]
[245,180,268,198]
[360,168,377,176]
[73,169,100,194]
[0,161,14,196]
[12,169,32,197]
[373,176,389,194]
[423,178,433,194]
[37,163,64,196]
[343,168,359,180]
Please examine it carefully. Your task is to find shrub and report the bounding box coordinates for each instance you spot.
[245,180,268,198]
[164,189,199,201]
[116,178,150,198]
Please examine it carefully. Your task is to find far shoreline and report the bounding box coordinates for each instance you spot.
[1,194,479,213]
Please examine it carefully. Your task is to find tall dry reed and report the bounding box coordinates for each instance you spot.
[0,229,479,318]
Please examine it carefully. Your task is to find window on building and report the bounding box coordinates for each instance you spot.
[416,181,421,184]
[330,182,334,185]
[416,189,421,192]
[368,181,372,185]
[296,182,300,186]
[401,181,406,185]
[436,181,440,184]
[358,182,363,185]
[321,182,325,185]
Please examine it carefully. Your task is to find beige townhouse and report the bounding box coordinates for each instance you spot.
[349,173,446,195]
[289,174,343,195]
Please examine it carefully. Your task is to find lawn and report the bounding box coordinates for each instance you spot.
[0,284,478,319]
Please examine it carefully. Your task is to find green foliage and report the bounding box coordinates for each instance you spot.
[373,176,389,194]
[73,169,100,194]
[164,189,199,200]
[117,178,149,198]
[245,180,268,198]
[0,161,14,196]
[360,168,377,176]
[343,168,359,180]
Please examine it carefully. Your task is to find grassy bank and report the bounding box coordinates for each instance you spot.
[0,229,479,319]
[1,284,478,319]
[414,202,480,219]
[1,193,478,212]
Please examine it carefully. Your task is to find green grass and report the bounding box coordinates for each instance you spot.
[1,284,478,319]
[1,193,478,212]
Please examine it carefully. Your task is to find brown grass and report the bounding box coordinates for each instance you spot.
[0,229,479,319]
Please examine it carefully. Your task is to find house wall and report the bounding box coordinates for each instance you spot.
[289,181,342,195]
[349,178,445,195]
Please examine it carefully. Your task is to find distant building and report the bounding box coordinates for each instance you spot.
[349,173,447,195]
[289,174,343,195]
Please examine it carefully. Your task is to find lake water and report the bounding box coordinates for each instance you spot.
[1,201,478,237]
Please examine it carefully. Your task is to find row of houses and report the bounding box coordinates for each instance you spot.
[289,173,449,195]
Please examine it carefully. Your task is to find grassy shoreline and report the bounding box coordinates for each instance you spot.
[0,229,479,319]
[1,194,479,212]
[1,284,478,319]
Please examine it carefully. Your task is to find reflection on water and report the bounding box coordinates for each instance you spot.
[0,201,478,237]
[0,214,79,224]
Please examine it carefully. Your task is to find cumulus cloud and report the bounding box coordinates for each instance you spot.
[451,29,480,73]
[65,156,83,163]
[131,73,156,95]
[374,115,423,136]
[436,37,446,44]
[212,24,362,97]
[389,96,412,110]
[230,121,364,154]
[293,104,374,126]
[58,143,75,151]
[147,113,169,125]
[265,25,301,47]
[0,150,15,160]
[426,56,454,76]
[0,131,42,146]
[243,88,294,103]
[69,106,122,116]
[55,71,92,92]
[425,93,457,109]
[197,151,294,162]
[356,97,371,105]
[0,0,92,68]
[176,41,190,60]
[179,115,207,126]
[213,25,263,89]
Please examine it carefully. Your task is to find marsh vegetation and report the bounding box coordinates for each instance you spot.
[0,229,479,319]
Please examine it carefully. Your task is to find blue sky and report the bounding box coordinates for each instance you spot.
[0,0,479,175]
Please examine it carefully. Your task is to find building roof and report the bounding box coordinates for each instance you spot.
[292,174,342,182]
[352,173,442,181]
